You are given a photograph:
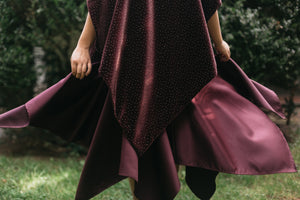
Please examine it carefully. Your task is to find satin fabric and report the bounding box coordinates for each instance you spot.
[0,0,297,198]
[87,0,222,155]
[0,58,297,199]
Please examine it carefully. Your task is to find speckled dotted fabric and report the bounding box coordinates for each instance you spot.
[87,0,221,156]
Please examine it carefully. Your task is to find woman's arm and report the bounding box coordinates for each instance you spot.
[77,12,96,49]
[70,12,96,79]
[207,11,230,62]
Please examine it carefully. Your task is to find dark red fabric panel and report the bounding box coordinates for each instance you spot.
[0,105,29,128]
[87,0,218,155]
[0,58,297,200]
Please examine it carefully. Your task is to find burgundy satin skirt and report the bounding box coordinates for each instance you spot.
[0,59,297,200]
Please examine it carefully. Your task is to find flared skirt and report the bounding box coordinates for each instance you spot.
[0,58,297,200]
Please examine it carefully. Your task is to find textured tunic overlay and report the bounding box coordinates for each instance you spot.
[87,0,221,155]
[0,0,297,199]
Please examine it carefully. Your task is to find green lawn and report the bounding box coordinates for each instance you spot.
[0,132,299,200]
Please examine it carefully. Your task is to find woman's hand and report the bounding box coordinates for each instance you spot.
[70,46,92,80]
[214,40,231,62]
[70,12,95,79]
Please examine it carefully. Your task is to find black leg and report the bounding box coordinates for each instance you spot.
[185,166,219,200]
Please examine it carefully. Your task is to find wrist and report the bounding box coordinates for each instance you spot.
[214,40,223,48]
[76,40,91,50]
[76,35,95,50]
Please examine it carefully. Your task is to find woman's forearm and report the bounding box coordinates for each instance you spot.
[76,12,96,49]
[207,10,231,61]
[207,11,223,46]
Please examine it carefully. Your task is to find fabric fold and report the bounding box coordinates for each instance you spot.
[0,0,297,198]
[0,105,29,128]
[217,58,286,119]
[87,0,219,155]
[0,58,297,200]
[171,76,296,174]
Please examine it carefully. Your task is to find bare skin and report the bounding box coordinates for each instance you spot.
[71,9,229,200]
[71,11,230,80]
[207,11,231,62]
[70,13,95,80]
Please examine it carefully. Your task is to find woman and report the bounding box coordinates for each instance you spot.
[0,0,296,199]
[71,3,230,199]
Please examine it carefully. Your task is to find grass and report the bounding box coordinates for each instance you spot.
[0,130,299,200]
[0,156,84,200]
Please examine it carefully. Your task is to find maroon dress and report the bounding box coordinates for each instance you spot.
[0,0,297,199]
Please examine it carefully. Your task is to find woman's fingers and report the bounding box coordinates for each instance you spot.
[76,64,82,79]
[80,63,87,79]
[220,54,229,62]
[71,61,77,76]
[220,49,230,62]
[73,62,91,79]
[70,47,92,79]
[215,40,231,62]
[86,61,92,76]
[71,56,77,76]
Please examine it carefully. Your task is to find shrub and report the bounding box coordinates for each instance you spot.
[219,0,300,124]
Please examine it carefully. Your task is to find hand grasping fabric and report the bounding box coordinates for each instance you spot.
[70,12,96,79]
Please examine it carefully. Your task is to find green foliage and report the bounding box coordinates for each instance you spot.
[0,1,36,108]
[29,0,87,85]
[0,0,87,151]
[219,0,300,123]
[0,156,84,200]
[220,0,300,89]
[0,0,87,109]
